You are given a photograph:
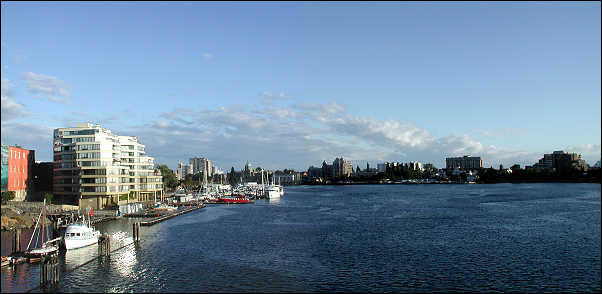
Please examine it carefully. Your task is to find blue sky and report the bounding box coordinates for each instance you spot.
[1,2,600,171]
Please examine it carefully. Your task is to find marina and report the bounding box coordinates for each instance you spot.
[2,184,600,293]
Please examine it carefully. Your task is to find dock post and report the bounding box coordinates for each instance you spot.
[39,258,47,287]
[133,222,141,242]
[132,223,137,242]
[136,222,141,242]
[13,229,21,254]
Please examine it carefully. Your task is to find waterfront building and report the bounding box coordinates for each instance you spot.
[533,151,587,172]
[333,157,353,178]
[33,161,54,200]
[273,173,298,185]
[408,161,423,171]
[1,144,35,201]
[307,166,323,178]
[377,163,386,173]
[445,156,483,170]
[53,123,164,210]
[189,157,212,177]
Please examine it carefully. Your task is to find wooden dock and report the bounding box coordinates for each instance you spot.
[139,205,204,226]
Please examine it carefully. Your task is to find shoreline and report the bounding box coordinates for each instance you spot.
[291,180,601,186]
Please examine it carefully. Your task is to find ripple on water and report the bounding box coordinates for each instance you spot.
[3,184,600,293]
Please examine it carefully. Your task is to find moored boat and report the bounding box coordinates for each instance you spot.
[25,199,59,257]
[217,196,253,204]
[64,221,101,250]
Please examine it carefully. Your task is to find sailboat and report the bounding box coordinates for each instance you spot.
[26,199,59,257]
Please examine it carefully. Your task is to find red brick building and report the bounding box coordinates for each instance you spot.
[7,146,35,201]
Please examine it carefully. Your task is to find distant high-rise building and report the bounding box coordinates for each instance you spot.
[446,156,483,170]
[533,151,587,172]
[333,157,353,178]
[408,161,423,171]
[176,162,193,180]
[189,157,212,177]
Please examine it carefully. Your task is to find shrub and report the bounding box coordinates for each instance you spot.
[2,191,16,203]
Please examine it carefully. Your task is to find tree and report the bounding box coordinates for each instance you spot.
[44,192,53,204]
[2,191,15,203]
[183,174,194,189]
[157,164,178,191]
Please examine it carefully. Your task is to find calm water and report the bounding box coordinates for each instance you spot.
[2,183,600,293]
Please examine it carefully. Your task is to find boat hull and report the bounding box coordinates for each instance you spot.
[218,198,252,204]
[65,235,99,250]
[267,191,281,199]
[26,246,58,256]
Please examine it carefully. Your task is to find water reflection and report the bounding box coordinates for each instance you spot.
[268,197,281,205]
[113,245,137,278]
[1,263,36,293]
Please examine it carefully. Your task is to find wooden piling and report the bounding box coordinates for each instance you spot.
[136,222,140,242]
[13,229,21,254]
[39,260,46,287]
[132,223,137,242]
[98,233,111,257]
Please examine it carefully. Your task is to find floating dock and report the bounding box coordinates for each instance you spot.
[139,205,204,226]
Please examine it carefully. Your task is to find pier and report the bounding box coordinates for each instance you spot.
[139,205,204,226]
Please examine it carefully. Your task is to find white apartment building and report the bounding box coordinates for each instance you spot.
[53,123,164,210]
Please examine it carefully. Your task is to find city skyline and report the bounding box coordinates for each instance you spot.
[1,2,600,171]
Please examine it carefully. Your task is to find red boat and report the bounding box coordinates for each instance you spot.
[217,195,253,204]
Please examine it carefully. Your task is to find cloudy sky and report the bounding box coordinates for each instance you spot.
[1,2,600,171]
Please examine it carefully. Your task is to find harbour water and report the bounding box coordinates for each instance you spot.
[2,183,600,292]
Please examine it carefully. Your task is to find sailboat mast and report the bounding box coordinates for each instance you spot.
[41,199,45,248]
[26,208,43,250]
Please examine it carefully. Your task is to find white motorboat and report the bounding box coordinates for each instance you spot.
[265,172,285,199]
[64,220,101,250]
[266,185,284,199]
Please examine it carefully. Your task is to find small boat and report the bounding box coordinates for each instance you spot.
[25,199,59,257]
[217,196,253,204]
[64,217,101,250]
[266,185,284,199]
[153,202,178,212]
[265,173,285,199]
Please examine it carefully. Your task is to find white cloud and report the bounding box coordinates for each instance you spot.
[1,96,30,122]
[1,78,31,122]
[22,72,71,104]
[115,96,552,170]
[4,85,592,170]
